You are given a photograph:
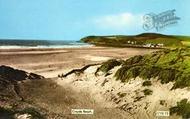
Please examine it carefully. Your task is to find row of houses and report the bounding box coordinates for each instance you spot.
[126,40,164,48]
[143,43,164,48]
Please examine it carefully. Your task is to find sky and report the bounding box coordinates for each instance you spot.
[0,0,189,40]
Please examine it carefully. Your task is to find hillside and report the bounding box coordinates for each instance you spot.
[0,66,45,118]
[59,48,190,119]
[81,33,190,48]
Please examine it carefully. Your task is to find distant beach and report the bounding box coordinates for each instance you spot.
[0,40,92,49]
[0,46,156,78]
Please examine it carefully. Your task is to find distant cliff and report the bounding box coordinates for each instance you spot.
[81,33,190,48]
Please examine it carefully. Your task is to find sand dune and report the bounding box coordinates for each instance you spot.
[59,64,188,119]
[0,46,157,119]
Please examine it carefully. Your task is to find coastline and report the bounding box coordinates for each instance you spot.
[1,46,188,119]
[0,46,157,78]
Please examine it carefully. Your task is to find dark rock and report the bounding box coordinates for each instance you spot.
[0,65,44,101]
[0,65,44,81]
[0,65,27,81]
[28,73,44,80]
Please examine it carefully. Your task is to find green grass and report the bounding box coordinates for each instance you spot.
[112,48,190,89]
[181,41,190,47]
[81,33,190,48]
[115,65,141,82]
[170,99,190,119]
[96,59,122,74]
[145,37,183,47]
[175,36,190,47]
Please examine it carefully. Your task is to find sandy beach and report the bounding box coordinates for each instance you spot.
[1,46,162,119]
[0,46,155,78]
[1,46,188,119]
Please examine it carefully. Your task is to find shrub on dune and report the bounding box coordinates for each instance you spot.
[103,48,190,89]
[96,59,122,74]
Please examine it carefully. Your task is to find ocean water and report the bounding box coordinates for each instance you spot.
[0,40,92,49]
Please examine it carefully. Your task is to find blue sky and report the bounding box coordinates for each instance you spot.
[0,0,189,40]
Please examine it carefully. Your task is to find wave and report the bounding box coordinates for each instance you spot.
[0,40,93,49]
[0,44,93,49]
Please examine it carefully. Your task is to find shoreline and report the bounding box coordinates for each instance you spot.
[0,46,165,119]
[0,46,157,78]
[0,45,94,51]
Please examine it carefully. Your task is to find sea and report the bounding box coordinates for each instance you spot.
[0,40,92,49]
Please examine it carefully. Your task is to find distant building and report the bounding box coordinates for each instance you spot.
[143,43,152,47]
[143,43,164,48]
[157,43,164,47]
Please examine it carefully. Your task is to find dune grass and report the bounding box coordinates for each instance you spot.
[95,59,122,74]
[170,99,190,119]
[142,81,152,86]
[112,48,190,89]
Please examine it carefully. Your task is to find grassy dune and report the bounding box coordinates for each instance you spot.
[170,99,190,119]
[97,48,190,89]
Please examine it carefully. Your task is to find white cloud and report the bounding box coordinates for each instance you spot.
[93,12,143,30]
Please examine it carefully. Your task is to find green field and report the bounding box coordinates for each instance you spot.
[81,33,190,48]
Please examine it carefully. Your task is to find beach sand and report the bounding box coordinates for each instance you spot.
[0,46,158,119]
[0,46,155,78]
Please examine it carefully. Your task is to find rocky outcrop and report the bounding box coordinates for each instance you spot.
[0,65,44,81]
[0,66,73,119]
[0,65,44,101]
[0,65,45,118]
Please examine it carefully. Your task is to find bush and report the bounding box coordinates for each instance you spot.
[170,99,190,119]
[160,100,166,105]
[143,89,153,95]
[172,74,190,89]
[142,81,152,86]
[117,92,127,98]
[97,59,121,73]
